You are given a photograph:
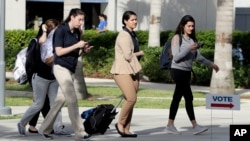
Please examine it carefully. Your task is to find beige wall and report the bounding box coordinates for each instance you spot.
[105,0,250,31]
[6,0,26,30]
[235,0,250,7]
[4,0,250,31]
[63,0,80,20]
[106,0,217,32]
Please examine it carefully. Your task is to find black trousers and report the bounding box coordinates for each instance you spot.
[169,68,195,121]
[29,95,50,127]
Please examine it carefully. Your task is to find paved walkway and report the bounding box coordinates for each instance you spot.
[1,73,250,141]
[1,103,250,141]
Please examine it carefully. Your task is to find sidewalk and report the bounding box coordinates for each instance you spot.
[1,72,250,141]
[1,103,250,141]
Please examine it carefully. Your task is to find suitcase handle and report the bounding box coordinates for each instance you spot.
[111,95,124,113]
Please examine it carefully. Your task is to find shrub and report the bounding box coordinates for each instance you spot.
[5,29,250,88]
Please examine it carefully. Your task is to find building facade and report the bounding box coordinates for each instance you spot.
[5,0,250,31]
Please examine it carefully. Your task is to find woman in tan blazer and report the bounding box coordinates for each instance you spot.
[110,11,144,138]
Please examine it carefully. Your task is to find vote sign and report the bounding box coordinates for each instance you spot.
[206,94,240,110]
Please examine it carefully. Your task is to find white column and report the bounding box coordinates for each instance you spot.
[63,0,81,20]
[0,0,12,115]
[107,0,116,31]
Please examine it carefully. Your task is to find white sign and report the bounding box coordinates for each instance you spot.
[206,94,240,110]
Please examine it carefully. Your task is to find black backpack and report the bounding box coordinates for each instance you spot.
[25,38,41,86]
[82,104,118,135]
[160,35,182,70]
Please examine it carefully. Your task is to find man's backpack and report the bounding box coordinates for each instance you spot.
[160,35,182,70]
[25,38,41,86]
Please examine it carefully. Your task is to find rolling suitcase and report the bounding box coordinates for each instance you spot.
[81,96,124,135]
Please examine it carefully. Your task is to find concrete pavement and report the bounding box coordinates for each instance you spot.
[1,103,250,141]
[1,73,250,141]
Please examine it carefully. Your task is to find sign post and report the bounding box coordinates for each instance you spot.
[206,94,242,140]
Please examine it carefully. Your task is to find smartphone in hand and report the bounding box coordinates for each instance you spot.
[197,42,204,47]
[86,40,94,46]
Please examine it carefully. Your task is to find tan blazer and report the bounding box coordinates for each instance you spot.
[110,30,142,75]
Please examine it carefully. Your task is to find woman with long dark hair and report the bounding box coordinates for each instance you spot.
[165,15,219,135]
[38,8,93,141]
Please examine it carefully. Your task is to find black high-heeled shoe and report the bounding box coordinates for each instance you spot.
[122,133,138,138]
[28,128,38,133]
[115,123,124,136]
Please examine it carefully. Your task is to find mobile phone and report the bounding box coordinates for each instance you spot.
[197,42,204,47]
[87,40,93,46]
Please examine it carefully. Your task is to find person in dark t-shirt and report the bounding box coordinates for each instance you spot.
[38,8,93,141]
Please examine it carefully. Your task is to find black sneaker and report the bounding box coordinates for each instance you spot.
[40,134,53,140]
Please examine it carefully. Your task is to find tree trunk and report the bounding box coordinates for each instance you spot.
[148,0,162,47]
[210,0,235,94]
[74,57,90,99]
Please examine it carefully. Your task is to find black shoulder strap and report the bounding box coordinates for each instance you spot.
[178,34,182,46]
[191,69,196,82]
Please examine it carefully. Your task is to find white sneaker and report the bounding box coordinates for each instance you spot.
[193,124,208,135]
[54,130,72,137]
[75,134,92,141]
[17,122,26,136]
[165,125,181,135]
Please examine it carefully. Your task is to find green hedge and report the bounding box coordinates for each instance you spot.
[5,30,250,88]
[5,30,37,70]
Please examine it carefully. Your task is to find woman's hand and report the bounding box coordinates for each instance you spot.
[190,43,200,50]
[190,43,202,50]
[77,41,93,56]
[211,63,219,72]
[83,44,93,53]
[42,24,47,32]
[136,50,144,57]
[76,41,88,49]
